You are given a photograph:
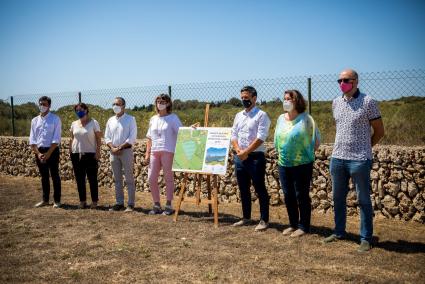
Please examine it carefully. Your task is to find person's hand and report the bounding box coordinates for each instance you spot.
[111,146,121,155]
[43,152,51,161]
[191,122,200,129]
[237,149,249,161]
[37,153,45,161]
[143,154,150,166]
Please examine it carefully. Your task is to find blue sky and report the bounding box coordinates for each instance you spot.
[0,0,424,99]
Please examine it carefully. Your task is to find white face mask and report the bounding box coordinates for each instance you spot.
[283,100,294,112]
[112,105,122,114]
[157,103,167,111]
[39,105,49,113]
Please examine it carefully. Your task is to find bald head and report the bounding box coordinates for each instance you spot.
[340,69,358,80]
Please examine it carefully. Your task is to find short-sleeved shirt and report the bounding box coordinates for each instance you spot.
[231,106,271,153]
[70,119,101,153]
[274,112,320,167]
[332,90,381,160]
[146,113,182,153]
[104,113,137,146]
[29,112,62,148]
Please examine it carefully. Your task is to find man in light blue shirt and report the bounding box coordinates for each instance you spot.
[105,97,138,212]
[231,86,271,231]
[29,96,62,208]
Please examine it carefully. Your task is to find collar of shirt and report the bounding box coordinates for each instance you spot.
[114,112,127,121]
[342,89,360,101]
[40,112,51,120]
[243,106,259,116]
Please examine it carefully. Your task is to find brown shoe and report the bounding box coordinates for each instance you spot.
[78,202,87,209]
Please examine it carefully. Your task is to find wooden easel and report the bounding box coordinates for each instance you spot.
[173,104,221,227]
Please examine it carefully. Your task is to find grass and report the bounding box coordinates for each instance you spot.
[1,96,424,145]
[0,175,424,283]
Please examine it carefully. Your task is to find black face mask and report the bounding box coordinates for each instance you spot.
[242,99,252,109]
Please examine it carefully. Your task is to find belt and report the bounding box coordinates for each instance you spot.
[72,152,95,156]
[248,151,265,158]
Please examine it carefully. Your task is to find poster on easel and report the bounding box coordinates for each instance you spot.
[172,127,232,175]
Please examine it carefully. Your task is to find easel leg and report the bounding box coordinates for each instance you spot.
[213,175,219,228]
[195,174,201,206]
[207,175,212,214]
[173,173,187,222]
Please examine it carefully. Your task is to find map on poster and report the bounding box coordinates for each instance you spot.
[172,127,232,175]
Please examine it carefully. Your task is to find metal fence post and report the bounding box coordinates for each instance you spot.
[307,77,312,114]
[10,96,15,136]
[78,92,82,103]
[168,85,172,98]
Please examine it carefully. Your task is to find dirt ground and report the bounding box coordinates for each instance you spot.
[0,175,424,283]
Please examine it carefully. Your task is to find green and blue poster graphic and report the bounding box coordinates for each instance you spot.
[172,127,231,175]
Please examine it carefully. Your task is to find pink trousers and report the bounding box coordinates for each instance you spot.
[148,151,175,203]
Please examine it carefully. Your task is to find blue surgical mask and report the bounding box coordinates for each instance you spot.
[242,99,252,109]
[76,110,86,118]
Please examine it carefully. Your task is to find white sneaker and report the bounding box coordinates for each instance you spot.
[53,202,61,208]
[35,201,49,208]
[254,220,268,232]
[282,227,296,236]
[290,229,306,238]
[124,205,134,212]
[232,219,250,227]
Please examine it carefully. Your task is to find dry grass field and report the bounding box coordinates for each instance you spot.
[0,175,424,283]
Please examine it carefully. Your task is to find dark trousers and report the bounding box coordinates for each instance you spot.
[71,153,99,202]
[278,162,313,232]
[35,147,61,203]
[234,152,269,222]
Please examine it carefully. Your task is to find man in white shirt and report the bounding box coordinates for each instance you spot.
[104,97,137,212]
[29,96,62,208]
[231,86,271,231]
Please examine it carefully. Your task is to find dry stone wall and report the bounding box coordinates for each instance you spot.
[0,137,424,223]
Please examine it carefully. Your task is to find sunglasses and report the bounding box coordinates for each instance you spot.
[337,78,355,84]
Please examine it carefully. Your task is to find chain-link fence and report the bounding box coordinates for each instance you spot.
[1,69,424,145]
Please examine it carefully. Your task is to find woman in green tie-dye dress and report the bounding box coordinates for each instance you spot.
[274,90,320,237]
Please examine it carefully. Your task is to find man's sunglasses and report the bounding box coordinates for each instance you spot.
[337,78,355,84]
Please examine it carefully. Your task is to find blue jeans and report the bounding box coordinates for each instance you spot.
[234,152,269,222]
[330,158,373,242]
[278,162,313,232]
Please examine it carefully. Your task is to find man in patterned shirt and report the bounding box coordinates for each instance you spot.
[323,69,384,252]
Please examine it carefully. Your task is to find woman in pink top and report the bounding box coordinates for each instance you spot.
[145,94,182,215]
